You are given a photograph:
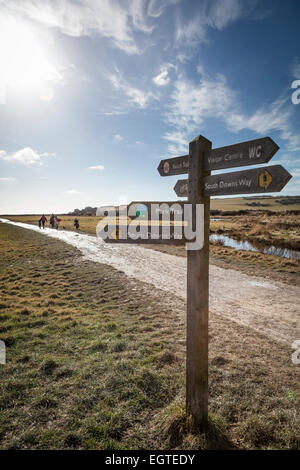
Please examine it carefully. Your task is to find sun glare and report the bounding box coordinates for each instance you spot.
[0,18,61,101]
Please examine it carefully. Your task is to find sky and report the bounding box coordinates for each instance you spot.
[0,0,300,214]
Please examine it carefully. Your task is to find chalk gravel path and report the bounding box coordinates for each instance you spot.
[1,218,299,345]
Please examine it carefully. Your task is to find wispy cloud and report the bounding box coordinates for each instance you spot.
[175,0,258,47]
[1,0,166,55]
[0,147,52,164]
[163,130,188,154]
[89,165,105,171]
[227,98,300,151]
[107,71,157,108]
[0,177,16,183]
[163,72,300,154]
[147,0,177,18]
[163,73,235,153]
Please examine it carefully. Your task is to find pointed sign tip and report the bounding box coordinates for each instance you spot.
[190,135,212,145]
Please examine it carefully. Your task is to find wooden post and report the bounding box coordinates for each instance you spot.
[186,135,212,428]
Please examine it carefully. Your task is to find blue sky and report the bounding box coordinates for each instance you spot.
[0,0,299,214]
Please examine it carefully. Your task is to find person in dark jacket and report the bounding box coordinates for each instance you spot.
[41,215,47,229]
[50,214,55,229]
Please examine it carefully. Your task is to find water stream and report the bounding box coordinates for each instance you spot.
[210,233,300,261]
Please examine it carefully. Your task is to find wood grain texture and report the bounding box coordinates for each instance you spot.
[186,135,211,429]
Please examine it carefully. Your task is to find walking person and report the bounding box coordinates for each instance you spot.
[55,216,61,229]
[50,214,55,229]
[74,218,79,230]
[41,214,47,229]
[38,218,42,229]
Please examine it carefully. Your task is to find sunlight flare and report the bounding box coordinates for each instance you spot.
[0,17,62,100]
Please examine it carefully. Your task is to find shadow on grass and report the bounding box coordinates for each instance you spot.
[163,411,238,450]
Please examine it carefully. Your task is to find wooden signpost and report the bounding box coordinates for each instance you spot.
[158,137,279,175]
[174,165,292,197]
[186,136,211,427]
[102,133,292,429]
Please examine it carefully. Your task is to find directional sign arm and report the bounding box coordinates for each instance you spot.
[174,165,292,197]
[157,155,189,176]
[203,165,292,196]
[205,137,279,171]
[174,179,189,197]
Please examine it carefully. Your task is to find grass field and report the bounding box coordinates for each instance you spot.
[0,222,299,449]
[4,210,300,249]
[210,195,300,212]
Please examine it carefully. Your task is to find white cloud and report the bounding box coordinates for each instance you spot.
[208,0,242,30]
[130,0,156,34]
[165,74,234,131]
[176,52,190,63]
[115,134,123,141]
[175,0,255,47]
[153,69,170,86]
[1,0,165,55]
[163,130,188,154]
[147,0,177,18]
[153,64,174,86]
[89,165,105,171]
[66,189,79,194]
[164,73,300,154]
[108,72,157,108]
[226,98,300,151]
[0,147,51,164]
[0,177,16,182]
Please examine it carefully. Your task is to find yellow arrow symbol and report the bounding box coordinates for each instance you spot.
[259,170,272,190]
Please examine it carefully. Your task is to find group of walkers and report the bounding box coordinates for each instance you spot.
[38,215,48,229]
[49,214,61,229]
[38,214,80,230]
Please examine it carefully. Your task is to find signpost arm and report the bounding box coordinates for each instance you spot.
[186,135,212,428]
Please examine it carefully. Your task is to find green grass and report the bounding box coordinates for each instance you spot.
[0,222,299,449]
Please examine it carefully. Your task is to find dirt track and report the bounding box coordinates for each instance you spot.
[1,218,299,345]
